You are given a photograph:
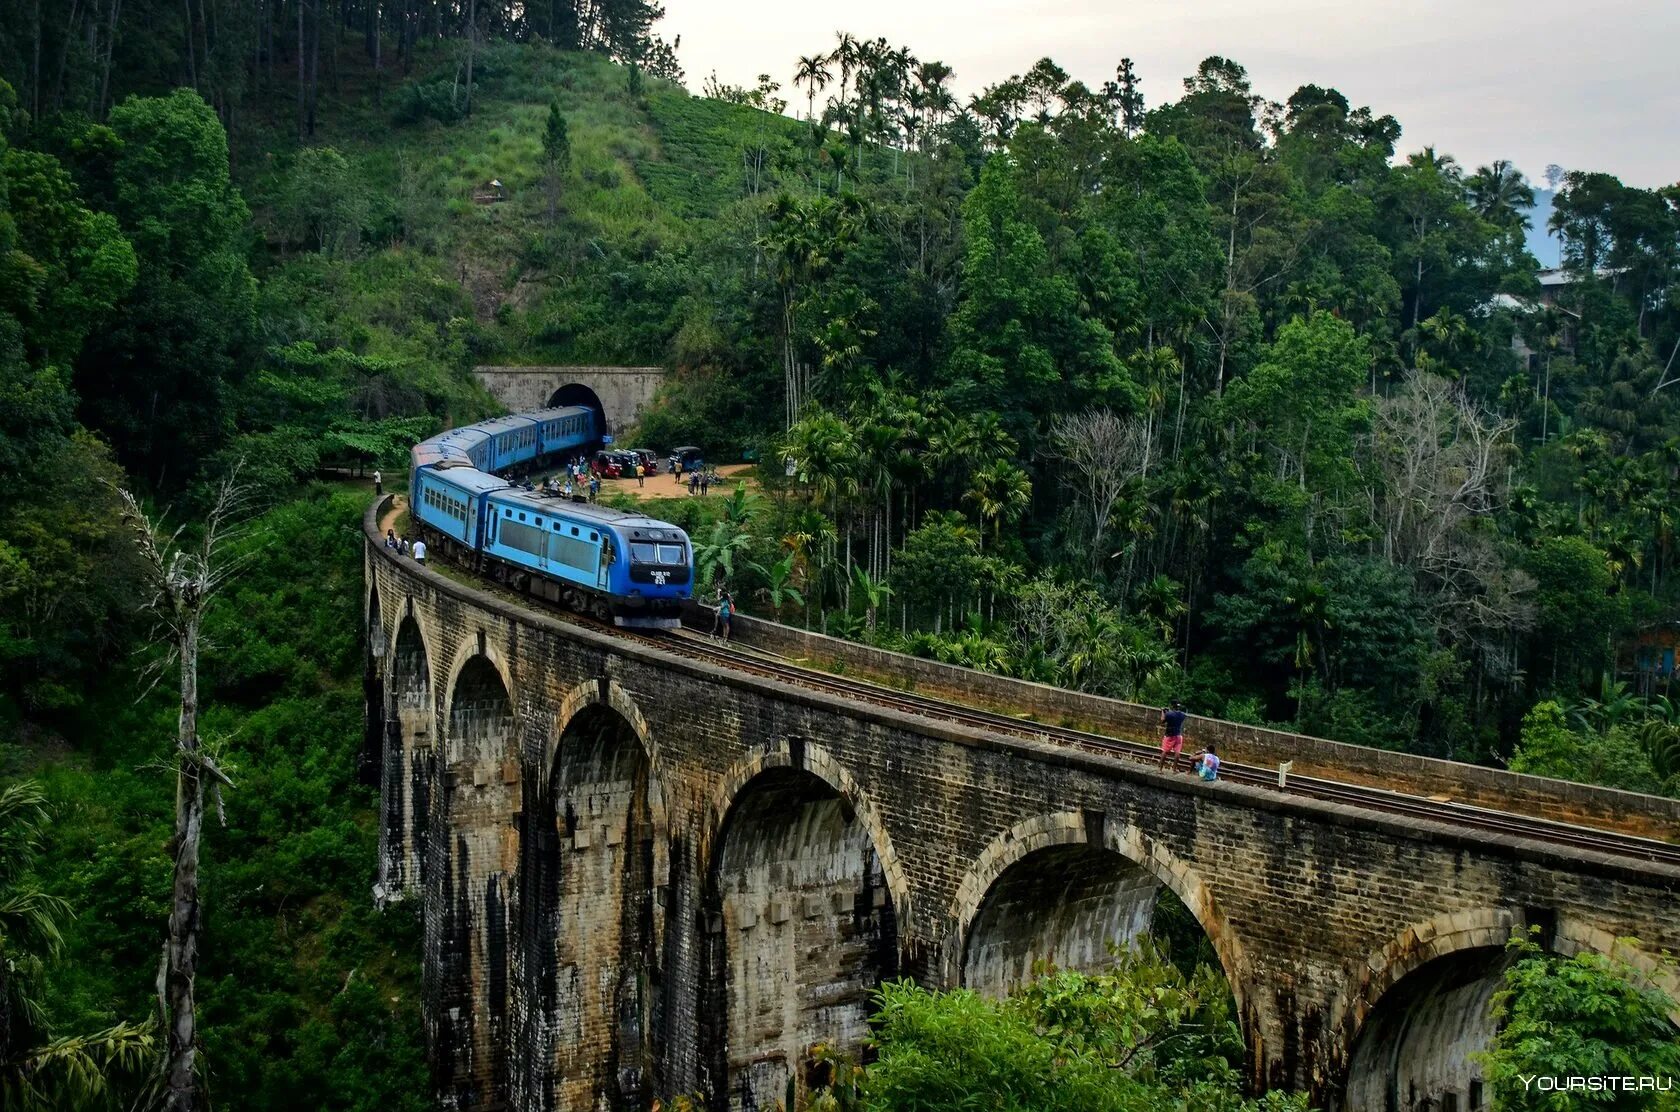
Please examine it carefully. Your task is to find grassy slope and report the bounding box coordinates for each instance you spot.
[238,42,801,372]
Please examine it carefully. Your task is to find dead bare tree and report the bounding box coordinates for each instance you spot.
[117,471,250,1112]
[1051,409,1153,572]
[1370,372,1534,671]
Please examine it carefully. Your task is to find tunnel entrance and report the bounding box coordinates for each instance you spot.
[513,704,656,1112]
[702,767,898,1112]
[548,382,610,440]
[1342,948,1510,1112]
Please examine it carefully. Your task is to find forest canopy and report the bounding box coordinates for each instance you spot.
[0,9,1677,1106]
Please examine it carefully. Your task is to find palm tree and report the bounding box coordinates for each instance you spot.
[0,781,70,1071]
[786,409,863,602]
[748,553,805,621]
[1133,574,1188,643]
[964,459,1031,549]
[1465,159,1534,230]
[829,32,860,111]
[1568,676,1645,733]
[692,519,753,590]
[0,780,157,1108]
[849,564,894,634]
[719,482,760,527]
[916,61,955,129]
[793,53,831,122]
[1410,145,1462,182]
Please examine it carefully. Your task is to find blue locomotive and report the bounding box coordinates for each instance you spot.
[406,406,692,627]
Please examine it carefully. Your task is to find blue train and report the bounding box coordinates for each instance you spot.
[407,405,692,628]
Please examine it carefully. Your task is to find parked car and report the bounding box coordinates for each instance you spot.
[624,448,659,475]
[591,449,632,478]
[668,445,704,473]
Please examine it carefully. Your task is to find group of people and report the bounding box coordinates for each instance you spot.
[384,528,427,563]
[1158,700,1219,781]
[682,468,719,496]
[542,471,601,502]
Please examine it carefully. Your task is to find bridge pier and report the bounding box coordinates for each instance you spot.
[364,513,1680,1112]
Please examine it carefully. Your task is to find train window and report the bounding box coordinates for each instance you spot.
[631,543,688,565]
[518,512,527,522]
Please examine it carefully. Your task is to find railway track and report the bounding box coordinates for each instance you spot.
[623,626,1680,868]
[421,539,1680,869]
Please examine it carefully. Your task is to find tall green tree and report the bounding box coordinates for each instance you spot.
[942,156,1130,432]
[73,88,255,489]
[541,99,570,224]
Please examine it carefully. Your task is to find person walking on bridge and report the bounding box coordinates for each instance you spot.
[1158,699,1188,771]
[374,469,383,496]
[711,587,735,643]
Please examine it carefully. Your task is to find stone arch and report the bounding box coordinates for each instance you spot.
[542,679,671,893]
[381,613,436,900]
[945,812,1250,1012]
[429,652,521,1109]
[439,636,516,763]
[1554,917,1680,1023]
[549,382,609,438]
[366,580,388,663]
[1332,909,1522,1112]
[700,741,906,1112]
[705,741,911,928]
[1331,911,1680,1111]
[1332,908,1519,1052]
[511,681,669,1112]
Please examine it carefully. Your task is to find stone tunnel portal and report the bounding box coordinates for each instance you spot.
[513,703,657,1112]
[549,383,610,440]
[702,767,899,1112]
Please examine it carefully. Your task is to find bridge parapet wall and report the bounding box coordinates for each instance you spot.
[687,602,1680,843]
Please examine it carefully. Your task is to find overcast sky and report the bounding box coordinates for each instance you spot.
[661,0,1678,188]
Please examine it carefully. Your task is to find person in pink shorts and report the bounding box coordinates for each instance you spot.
[1158,699,1188,770]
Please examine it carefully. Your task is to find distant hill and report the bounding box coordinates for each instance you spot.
[1525,189,1563,268]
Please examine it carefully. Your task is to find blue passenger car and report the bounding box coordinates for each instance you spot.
[405,404,685,626]
[412,462,504,550]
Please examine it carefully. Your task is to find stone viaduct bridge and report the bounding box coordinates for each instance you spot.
[362,502,1680,1112]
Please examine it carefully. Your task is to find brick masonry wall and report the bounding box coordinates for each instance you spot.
[472,367,668,433]
[688,603,1680,843]
[365,502,1680,1109]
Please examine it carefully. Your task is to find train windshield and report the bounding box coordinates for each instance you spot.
[630,542,687,566]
